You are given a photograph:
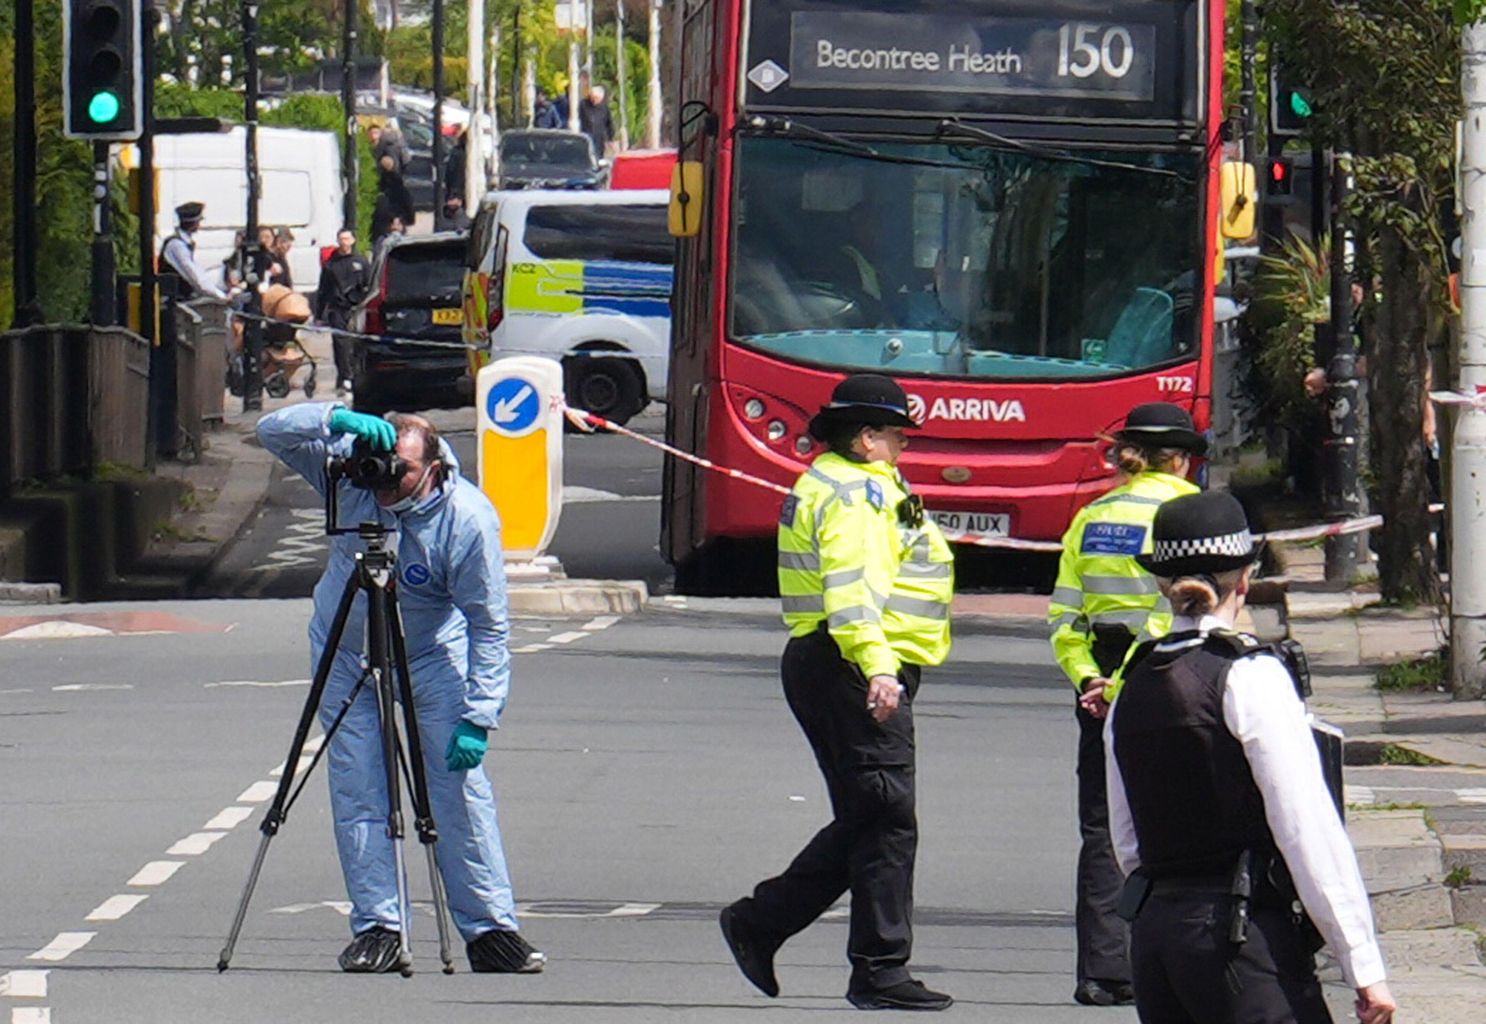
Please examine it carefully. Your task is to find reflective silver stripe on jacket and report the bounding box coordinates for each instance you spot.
[1089,608,1157,629]
[885,594,950,620]
[822,567,866,589]
[778,551,820,572]
[1050,586,1084,608]
[828,605,881,628]
[899,561,951,579]
[1082,575,1161,596]
[781,595,825,615]
[1090,492,1165,508]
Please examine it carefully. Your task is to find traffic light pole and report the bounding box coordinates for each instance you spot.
[90,142,117,326]
[341,0,358,232]
[11,0,42,327]
[141,0,162,463]
[1239,0,1258,160]
[1323,152,1363,584]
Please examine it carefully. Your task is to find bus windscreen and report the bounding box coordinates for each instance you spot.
[728,136,1201,379]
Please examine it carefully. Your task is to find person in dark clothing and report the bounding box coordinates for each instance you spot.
[533,89,562,129]
[578,84,616,158]
[443,129,471,230]
[315,229,374,394]
[372,155,417,244]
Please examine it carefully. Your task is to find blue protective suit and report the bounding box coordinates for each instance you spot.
[257,403,520,940]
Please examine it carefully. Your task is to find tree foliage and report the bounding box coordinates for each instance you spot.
[1264,0,1455,602]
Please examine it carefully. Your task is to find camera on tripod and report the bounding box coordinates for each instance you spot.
[327,440,407,490]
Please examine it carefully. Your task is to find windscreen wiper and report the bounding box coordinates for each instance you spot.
[744,115,879,157]
[936,119,1187,181]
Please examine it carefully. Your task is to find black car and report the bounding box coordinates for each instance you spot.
[497,129,604,190]
[350,232,472,414]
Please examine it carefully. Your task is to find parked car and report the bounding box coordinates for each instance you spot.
[462,189,673,425]
[350,232,472,414]
[608,148,676,190]
[497,130,604,190]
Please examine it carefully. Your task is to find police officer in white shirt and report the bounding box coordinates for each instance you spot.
[1105,491,1395,1024]
[159,202,227,301]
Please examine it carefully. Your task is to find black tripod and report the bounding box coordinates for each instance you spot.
[218,519,455,976]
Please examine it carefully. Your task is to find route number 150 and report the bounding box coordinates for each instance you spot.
[1057,23,1135,79]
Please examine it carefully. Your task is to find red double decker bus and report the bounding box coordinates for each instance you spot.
[663,0,1231,591]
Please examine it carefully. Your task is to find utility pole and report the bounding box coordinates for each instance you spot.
[1240,0,1258,161]
[585,0,595,79]
[616,0,630,151]
[241,1,265,413]
[11,0,41,327]
[568,35,582,132]
[141,0,162,460]
[647,0,662,148]
[341,0,359,232]
[432,0,446,228]
[466,0,486,218]
[1452,21,1486,699]
[1323,153,1363,583]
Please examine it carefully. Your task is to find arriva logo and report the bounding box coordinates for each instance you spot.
[907,393,1026,423]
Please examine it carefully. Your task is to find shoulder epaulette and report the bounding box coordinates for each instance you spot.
[1201,629,1265,660]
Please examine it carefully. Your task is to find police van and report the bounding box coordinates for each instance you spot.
[462,189,673,425]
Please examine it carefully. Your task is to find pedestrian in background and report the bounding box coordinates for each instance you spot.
[256,403,546,976]
[533,87,562,129]
[721,374,955,1012]
[273,227,296,290]
[1107,491,1394,1023]
[372,155,416,245]
[160,201,226,301]
[443,128,471,230]
[314,229,373,395]
[1046,402,1203,1008]
[579,82,616,158]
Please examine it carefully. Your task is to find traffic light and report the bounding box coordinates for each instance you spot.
[1269,64,1314,139]
[63,1,143,141]
[1266,157,1294,197]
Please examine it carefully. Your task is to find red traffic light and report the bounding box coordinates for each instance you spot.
[1267,157,1294,196]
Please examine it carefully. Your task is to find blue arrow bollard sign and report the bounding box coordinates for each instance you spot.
[485,376,542,436]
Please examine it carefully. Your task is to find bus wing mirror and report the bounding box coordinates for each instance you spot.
[669,161,705,238]
[1219,161,1257,241]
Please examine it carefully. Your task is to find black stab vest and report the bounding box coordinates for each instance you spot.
[1113,633,1277,879]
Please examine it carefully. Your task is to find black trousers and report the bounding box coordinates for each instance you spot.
[1131,890,1332,1023]
[1075,626,1136,985]
[325,308,355,384]
[733,630,921,991]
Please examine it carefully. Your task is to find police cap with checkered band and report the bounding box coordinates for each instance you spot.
[1136,491,1260,577]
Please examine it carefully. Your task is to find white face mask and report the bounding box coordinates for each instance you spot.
[385,464,435,514]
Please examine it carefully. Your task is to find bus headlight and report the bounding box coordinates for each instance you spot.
[743,398,766,420]
[795,435,813,456]
[766,420,787,442]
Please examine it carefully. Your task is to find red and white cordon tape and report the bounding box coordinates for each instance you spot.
[563,402,1440,552]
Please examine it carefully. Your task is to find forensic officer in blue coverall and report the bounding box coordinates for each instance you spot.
[257,403,545,974]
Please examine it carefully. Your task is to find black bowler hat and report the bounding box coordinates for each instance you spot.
[1136,491,1260,577]
[176,201,205,224]
[807,373,918,441]
[1114,402,1208,456]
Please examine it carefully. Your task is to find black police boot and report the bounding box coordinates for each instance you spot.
[337,926,403,973]
[466,928,546,973]
[1074,979,1135,1006]
[847,979,954,1011]
[719,904,780,997]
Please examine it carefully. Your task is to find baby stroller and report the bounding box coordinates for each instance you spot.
[226,285,319,399]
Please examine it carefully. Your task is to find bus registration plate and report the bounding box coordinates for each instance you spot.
[928,510,1010,538]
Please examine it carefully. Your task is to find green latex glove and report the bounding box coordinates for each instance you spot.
[445,720,488,771]
[328,409,396,450]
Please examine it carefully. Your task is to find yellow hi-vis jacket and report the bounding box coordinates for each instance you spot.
[1047,470,1199,688]
[778,452,954,678]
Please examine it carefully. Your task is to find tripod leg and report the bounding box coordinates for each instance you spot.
[388,588,456,974]
[366,575,416,978]
[219,567,362,972]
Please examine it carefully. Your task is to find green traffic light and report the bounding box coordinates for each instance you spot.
[1289,91,1313,119]
[87,89,121,124]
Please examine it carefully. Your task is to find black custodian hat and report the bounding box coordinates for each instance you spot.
[175,201,205,223]
[1136,491,1260,577]
[807,373,918,441]
[1114,402,1208,456]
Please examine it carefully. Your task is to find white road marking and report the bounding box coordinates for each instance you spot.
[0,971,48,997]
[512,645,547,654]
[0,688,34,694]
[609,903,662,917]
[127,861,184,887]
[270,754,315,778]
[27,933,95,962]
[2,622,113,640]
[548,632,588,644]
[203,806,255,830]
[84,894,148,922]
[238,781,279,803]
[51,683,134,692]
[13,1009,51,1023]
[582,616,620,630]
[166,832,228,856]
[268,900,353,916]
[562,486,660,504]
[204,679,310,688]
[253,510,329,571]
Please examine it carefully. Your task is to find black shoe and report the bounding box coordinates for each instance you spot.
[467,928,546,973]
[719,904,779,997]
[338,926,403,973]
[1074,979,1135,1006]
[847,979,954,1011]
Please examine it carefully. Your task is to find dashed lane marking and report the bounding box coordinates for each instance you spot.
[582,616,620,630]
[0,971,47,997]
[166,832,228,856]
[511,645,545,655]
[27,933,95,962]
[548,632,588,644]
[51,684,134,692]
[84,895,148,922]
[203,806,256,830]
[237,781,279,803]
[13,1008,51,1023]
[204,679,310,688]
[126,861,184,887]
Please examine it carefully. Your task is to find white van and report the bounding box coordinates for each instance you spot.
[463,189,672,425]
[148,126,345,291]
